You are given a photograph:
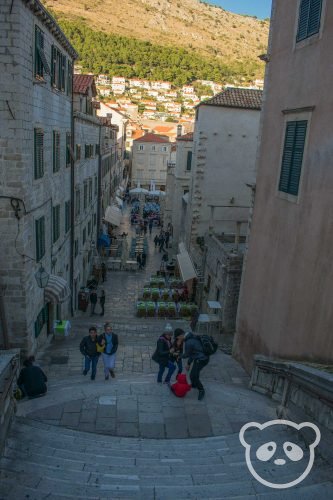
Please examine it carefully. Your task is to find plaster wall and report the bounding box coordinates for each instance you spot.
[234,0,333,372]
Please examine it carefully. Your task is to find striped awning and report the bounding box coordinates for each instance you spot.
[44,275,71,304]
[177,251,197,282]
[104,205,122,226]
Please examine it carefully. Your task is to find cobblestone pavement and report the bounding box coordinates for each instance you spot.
[17,207,278,439]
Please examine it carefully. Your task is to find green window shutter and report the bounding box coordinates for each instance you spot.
[76,144,81,161]
[297,0,322,42]
[35,26,43,78]
[279,121,308,196]
[66,132,71,166]
[61,54,67,92]
[83,228,86,245]
[34,128,44,179]
[65,200,71,233]
[308,0,322,36]
[84,183,88,209]
[35,216,45,261]
[51,45,57,87]
[186,150,192,171]
[53,131,60,172]
[67,60,73,96]
[53,205,60,243]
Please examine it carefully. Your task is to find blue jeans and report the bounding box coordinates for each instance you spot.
[157,361,176,383]
[84,355,99,378]
[176,358,183,374]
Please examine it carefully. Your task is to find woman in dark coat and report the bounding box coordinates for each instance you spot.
[152,324,176,384]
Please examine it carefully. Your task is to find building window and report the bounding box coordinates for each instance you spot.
[35,216,45,261]
[152,145,156,151]
[89,178,93,203]
[34,128,44,180]
[186,151,192,171]
[88,220,91,236]
[34,26,50,79]
[65,200,71,233]
[94,176,98,196]
[297,0,322,42]
[75,188,80,217]
[279,120,308,196]
[52,204,61,243]
[66,132,71,166]
[51,45,66,92]
[67,60,73,96]
[82,227,86,245]
[76,144,81,161]
[162,146,167,152]
[74,239,79,258]
[138,145,144,151]
[53,131,61,173]
[84,182,88,210]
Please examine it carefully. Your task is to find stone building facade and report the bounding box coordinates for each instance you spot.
[131,133,171,190]
[234,0,333,372]
[165,133,193,249]
[0,0,77,353]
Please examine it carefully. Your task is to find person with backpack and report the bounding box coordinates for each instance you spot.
[152,324,176,385]
[183,332,217,400]
[17,357,47,398]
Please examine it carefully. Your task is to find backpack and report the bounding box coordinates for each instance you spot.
[197,335,218,356]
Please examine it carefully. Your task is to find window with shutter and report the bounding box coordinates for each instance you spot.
[65,201,71,233]
[52,205,61,243]
[89,179,93,202]
[35,216,45,261]
[186,150,192,171]
[279,120,308,196]
[297,0,322,42]
[51,45,67,92]
[34,128,44,180]
[75,189,80,217]
[74,239,79,258]
[88,221,91,236]
[35,26,50,78]
[67,60,73,96]
[61,54,67,92]
[84,183,88,209]
[53,131,60,172]
[94,176,97,196]
[76,144,81,161]
[83,227,86,245]
[66,132,71,166]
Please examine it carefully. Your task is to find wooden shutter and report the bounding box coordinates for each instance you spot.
[36,216,45,261]
[53,131,60,172]
[297,0,310,41]
[186,151,192,171]
[53,205,60,243]
[279,121,307,196]
[34,129,44,179]
[61,54,66,92]
[308,0,322,36]
[65,201,70,233]
[66,132,71,166]
[51,45,57,87]
[67,60,73,96]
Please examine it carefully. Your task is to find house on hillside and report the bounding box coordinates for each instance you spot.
[131,134,171,190]
[182,85,195,95]
[234,0,333,371]
[0,0,77,353]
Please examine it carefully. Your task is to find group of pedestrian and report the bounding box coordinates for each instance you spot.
[152,324,210,401]
[154,229,171,253]
[79,323,118,381]
[136,251,147,270]
[89,288,106,316]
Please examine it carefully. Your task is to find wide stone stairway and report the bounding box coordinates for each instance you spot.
[1,208,332,499]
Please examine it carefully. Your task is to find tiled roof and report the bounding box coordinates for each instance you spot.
[73,74,96,96]
[134,133,170,143]
[154,125,174,133]
[177,132,193,142]
[202,88,263,110]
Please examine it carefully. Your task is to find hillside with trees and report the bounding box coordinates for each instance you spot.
[45,0,269,84]
[58,18,263,86]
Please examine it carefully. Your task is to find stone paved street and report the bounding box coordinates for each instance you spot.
[15,207,279,439]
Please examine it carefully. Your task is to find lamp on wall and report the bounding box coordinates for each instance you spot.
[35,265,49,289]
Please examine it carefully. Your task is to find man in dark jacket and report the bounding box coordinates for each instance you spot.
[80,327,100,380]
[17,358,47,398]
[183,332,209,400]
[152,324,176,384]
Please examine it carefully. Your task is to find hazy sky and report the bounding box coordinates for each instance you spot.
[207,0,272,19]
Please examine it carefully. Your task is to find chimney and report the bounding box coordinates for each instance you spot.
[177,124,182,138]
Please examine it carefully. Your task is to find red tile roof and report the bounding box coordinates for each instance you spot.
[73,74,97,96]
[177,132,193,142]
[134,133,170,143]
[202,88,263,110]
[154,125,174,133]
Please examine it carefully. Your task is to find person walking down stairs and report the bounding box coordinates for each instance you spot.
[183,332,209,401]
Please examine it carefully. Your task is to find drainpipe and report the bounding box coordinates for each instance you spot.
[69,65,75,317]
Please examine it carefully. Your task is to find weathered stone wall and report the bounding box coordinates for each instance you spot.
[0,350,20,454]
[203,235,243,332]
[0,0,74,353]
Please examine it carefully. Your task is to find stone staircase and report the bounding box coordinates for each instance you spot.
[1,418,332,499]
